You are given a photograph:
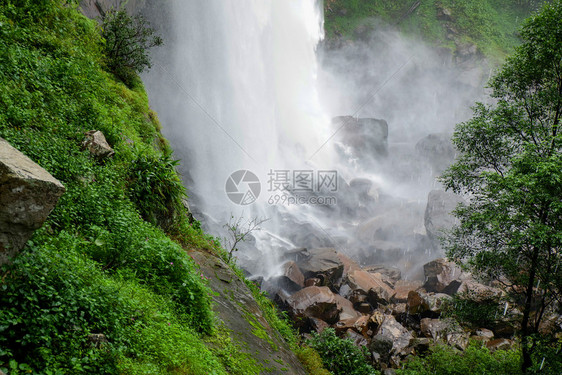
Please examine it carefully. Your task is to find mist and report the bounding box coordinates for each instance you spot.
[142,2,489,280]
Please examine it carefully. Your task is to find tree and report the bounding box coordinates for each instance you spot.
[223,215,268,263]
[99,6,162,84]
[440,1,562,372]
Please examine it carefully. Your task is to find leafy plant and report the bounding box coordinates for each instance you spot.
[307,328,378,375]
[397,341,521,375]
[127,153,186,232]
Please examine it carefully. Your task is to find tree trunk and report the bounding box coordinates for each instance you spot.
[521,246,540,372]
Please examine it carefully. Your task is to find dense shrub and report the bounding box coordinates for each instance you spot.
[307,328,379,375]
[100,8,163,85]
[397,341,521,375]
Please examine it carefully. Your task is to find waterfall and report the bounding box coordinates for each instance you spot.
[143,0,485,279]
[143,0,334,275]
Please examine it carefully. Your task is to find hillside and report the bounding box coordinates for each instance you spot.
[324,0,544,61]
[0,1,310,374]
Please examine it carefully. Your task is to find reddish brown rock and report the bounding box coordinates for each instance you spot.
[347,269,393,304]
[296,248,344,288]
[407,290,430,315]
[336,252,361,277]
[335,315,370,336]
[287,286,340,324]
[334,294,360,320]
[281,261,305,288]
[393,280,423,302]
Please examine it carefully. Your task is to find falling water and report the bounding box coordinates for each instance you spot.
[143,0,333,275]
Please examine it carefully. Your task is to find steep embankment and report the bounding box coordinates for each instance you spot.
[0,1,309,374]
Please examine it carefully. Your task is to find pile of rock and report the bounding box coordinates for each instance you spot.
[265,250,512,370]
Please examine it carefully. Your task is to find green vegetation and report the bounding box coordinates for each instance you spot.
[100,7,163,86]
[442,292,501,329]
[324,0,546,60]
[307,328,378,375]
[397,341,521,375]
[440,0,562,371]
[0,1,269,373]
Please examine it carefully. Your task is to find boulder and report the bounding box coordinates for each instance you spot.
[332,116,389,158]
[370,334,393,362]
[393,280,423,303]
[415,133,455,173]
[287,286,340,324]
[425,293,452,315]
[486,338,514,352]
[364,264,402,285]
[475,328,494,340]
[423,258,469,294]
[296,248,344,288]
[0,138,66,264]
[420,318,468,350]
[409,337,431,354]
[82,130,114,158]
[347,269,394,305]
[335,315,370,336]
[456,280,502,302]
[344,329,369,347]
[376,315,413,354]
[407,290,430,315]
[334,294,360,320]
[424,190,464,249]
[280,261,305,288]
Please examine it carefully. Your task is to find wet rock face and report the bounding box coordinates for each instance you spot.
[0,138,66,264]
[296,248,344,288]
[287,286,341,324]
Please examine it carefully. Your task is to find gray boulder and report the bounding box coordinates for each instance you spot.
[423,258,469,294]
[415,133,455,173]
[82,130,114,158]
[376,314,413,354]
[424,190,465,249]
[0,138,66,264]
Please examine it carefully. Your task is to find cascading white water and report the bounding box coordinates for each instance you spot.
[143,0,336,275]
